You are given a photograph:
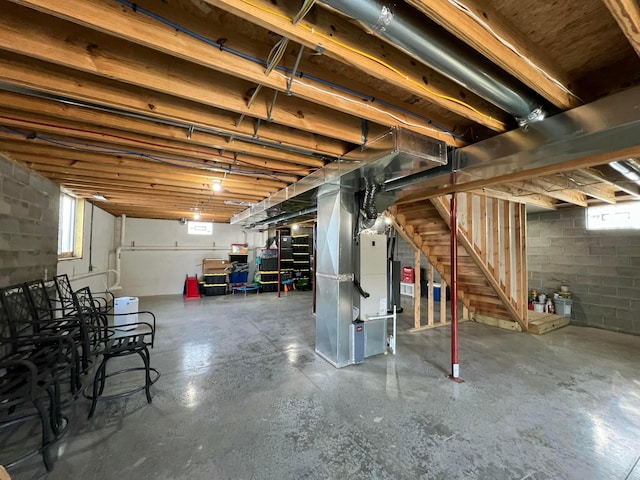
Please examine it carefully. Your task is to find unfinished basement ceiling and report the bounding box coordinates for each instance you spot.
[0,0,639,222]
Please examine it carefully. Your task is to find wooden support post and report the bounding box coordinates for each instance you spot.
[492,199,500,279]
[514,203,523,317]
[414,249,421,329]
[466,193,474,247]
[480,195,487,262]
[503,201,512,299]
[519,203,528,328]
[463,305,469,320]
[440,278,447,325]
[427,263,434,326]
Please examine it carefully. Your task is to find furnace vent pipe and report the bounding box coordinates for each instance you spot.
[321,0,548,124]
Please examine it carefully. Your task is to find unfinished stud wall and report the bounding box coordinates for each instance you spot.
[527,208,640,335]
[395,235,441,285]
[0,153,59,286]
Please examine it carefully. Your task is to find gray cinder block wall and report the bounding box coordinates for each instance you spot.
[395,235,441,283]
[0,153,59,286]
[527,207,640,335]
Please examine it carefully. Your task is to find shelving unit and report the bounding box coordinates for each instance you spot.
[257,248,278,292]
[292,234,312,289]
[228,245,249,286]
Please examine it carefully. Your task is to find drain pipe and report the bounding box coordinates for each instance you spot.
[321,0,549,124]
[110,214,126,290]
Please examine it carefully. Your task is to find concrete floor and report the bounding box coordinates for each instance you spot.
[5,291,640,479]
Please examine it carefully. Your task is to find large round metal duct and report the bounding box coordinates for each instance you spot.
[321,0,549,124]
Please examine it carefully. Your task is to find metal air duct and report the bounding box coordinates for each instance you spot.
[320,0,550,124]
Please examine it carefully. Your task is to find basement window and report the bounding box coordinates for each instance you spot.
[586,202,640,230]
[58,191,84,258]
[187,221,213,235]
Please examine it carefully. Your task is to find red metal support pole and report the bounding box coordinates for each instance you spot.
[449,188,462,382]
[277,229,282,298]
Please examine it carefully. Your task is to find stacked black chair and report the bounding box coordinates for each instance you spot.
[0,277,159,471]
[72,287,158,418]
[25,278,99,375]
[54,274,113,317]
[1,285,79,398]
[0,288,71,471]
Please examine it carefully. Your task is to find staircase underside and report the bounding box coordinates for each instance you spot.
[390,195,527,330]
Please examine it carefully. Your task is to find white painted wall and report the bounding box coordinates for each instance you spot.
[57,201,116,294]
[119,218,265,297]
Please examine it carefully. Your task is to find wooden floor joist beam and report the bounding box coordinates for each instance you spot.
[0,2,365,144]
[406,0,580,110]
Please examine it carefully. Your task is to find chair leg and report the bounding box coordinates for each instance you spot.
[47,382,64,435]
[97,356,109,397]
[33,398,54,471]
[89,356,108,419]
[138,348,153,404]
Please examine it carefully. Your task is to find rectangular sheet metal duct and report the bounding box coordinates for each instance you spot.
[230,127,447,227]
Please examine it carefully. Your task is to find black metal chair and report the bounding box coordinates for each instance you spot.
[1,284,81,395]
[53,274,113,317]
[23,279,90,377]
[72,287,158,418]
[0,294,70,472]
[0,358,58,471]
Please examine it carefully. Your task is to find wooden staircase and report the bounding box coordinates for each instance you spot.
[389,192,528,331]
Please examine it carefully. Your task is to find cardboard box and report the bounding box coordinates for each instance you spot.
[203,258,231,274]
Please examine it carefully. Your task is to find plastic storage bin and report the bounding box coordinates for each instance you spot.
[203,284,227,296]
[554,298,572,317]
[229,271,249,284]
[204,273,227,284]
[114,297,139,330]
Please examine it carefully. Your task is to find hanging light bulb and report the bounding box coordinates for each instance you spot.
[194,211,201,220]
[212,180,222,192]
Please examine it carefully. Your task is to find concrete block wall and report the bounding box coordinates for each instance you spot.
[395,235,441,284]
[0,154,59,286]
[527,207,640,335]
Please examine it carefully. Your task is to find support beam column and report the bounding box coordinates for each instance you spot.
[450,190,462,381]
[315,182,357,368]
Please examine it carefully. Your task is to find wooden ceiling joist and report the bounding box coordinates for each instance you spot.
[0,141,299,185]
[0,2,367,144]
[469,187,558,210]
[205,0,509,132]
[602,0,640,57]
[0,135,304,185]
[0,110,318,177]
[0,91,322,172]
[55,178,262,202]
[10,154,284,195]
[508,179,588,207]
[406,0,581,109]
[581,166,640,200]
[8,0,464,146]
[0,53,349,158]
[538,172,617,204]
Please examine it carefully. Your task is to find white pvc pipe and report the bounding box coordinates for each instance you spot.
[109,214,126,291]
[121,246,228,251]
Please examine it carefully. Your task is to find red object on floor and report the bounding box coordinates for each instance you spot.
[184,275,200,299]
[402,266,415,283]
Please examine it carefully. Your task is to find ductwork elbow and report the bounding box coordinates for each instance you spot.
[362,177,381,220]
